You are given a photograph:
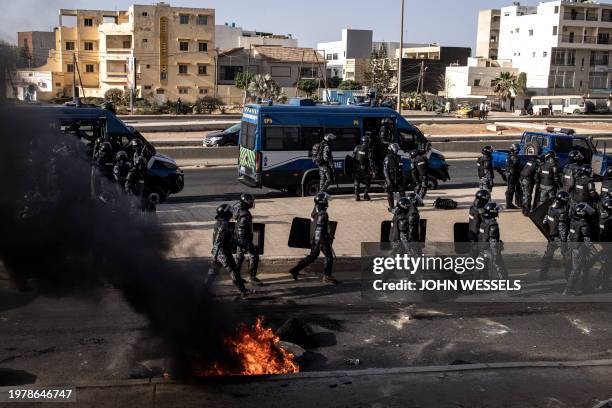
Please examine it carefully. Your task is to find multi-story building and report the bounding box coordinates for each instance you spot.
[215,23,297,50]
[496,0,612,95]
[476,9,501,59]
[444,57,518,99]
[399,46,472,93]
[17,31,56,68]
[38,2,215,102]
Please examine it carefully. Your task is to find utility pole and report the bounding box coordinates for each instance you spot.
[397,0,405,113]
[214,47,219,101]
[130,55,137,114]
[72,53,78,102]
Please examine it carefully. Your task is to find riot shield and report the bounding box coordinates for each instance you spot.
[288,217,338,249]
[528,200,552,240]
[228,222,266,255]
[380,219,427,243]
[344,155,355,178]
[453,222,471,254]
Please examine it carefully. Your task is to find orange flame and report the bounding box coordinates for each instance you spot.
[197,316,300,376]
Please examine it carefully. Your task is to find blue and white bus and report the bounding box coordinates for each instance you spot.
[238,99,450,196]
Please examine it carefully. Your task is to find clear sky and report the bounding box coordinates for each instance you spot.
[2,0,539,51]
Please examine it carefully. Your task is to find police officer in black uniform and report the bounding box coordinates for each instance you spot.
[353,133,376,201]
[383,143,405,212]
[571,164,598,207]
[565,203,597,295]
[468,189,491,243]
[95,141,115,181]
[128,138,144,164]
[206,204,248,297]
[536,151,561,208]
[125,156,148,210]
[390,193,422,256]
[562,150,584,194]
[113,150,132,187]
[379,118,394,144]
[289,193,337,284]
[600,167,612,203]
[598,198,612,290]
[318,133,336,193]
[479,202,508,279]
[505,143,522,209]
[411,149,429,199]
[538,191,571,280]
[234,193,262,286]
[519,155,540,215]
[477,145,494,192]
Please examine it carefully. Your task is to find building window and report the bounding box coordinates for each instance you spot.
[198,65,207,75]
[473,79,481,87]
[529,29,534,36]
[180,41,189,51]
[178,88,189,94]
[161,71,168,80]
[332,53,338,60]
[199,88,208,94]
[84,41,94,51]
[180,14,189,24]
[56,82,61,87]
[532,52,536,57]
[65,41,75,50]
[543,51,548,57]
[86,64,95,73]
[146,64,151,69]
[553,26,558,35]
[144,85,152,90]
[515,28,520,33]
[123,40,130,49]
[197,15,208,25]
[143,38,148,44]
[271,66,291,77]
[156,89,165,94]
[67,63,74,72]
[84,18,93,27]
[199,42,208,52]
[554,5,559,14]
[142,11,148,17]
[178,64,188,74]
[220,65,243,81]
[300,67,317,77]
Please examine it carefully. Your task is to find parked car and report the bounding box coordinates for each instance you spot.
[492,129,612,180]
[203,123,240,147]
[456,105,481,118]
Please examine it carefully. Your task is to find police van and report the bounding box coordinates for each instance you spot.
[237,98,450,196]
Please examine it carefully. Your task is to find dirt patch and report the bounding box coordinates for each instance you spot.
[546,122,612,132]
[418,123,496,136]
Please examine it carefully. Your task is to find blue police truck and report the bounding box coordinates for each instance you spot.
[237,98,450,196]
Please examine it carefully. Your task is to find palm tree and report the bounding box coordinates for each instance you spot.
[492,71,521,111]
[247,74,286,103]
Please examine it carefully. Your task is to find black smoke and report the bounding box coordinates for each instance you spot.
[0,107,238,378]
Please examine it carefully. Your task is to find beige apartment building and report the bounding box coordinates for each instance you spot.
[476,9,501,60]
[38,2,215,103]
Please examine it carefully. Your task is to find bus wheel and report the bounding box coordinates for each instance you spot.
[426,176,438,191]
[303,178,320,196]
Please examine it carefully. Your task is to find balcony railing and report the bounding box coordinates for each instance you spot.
[563,11,586,20]
[560,34,611,45]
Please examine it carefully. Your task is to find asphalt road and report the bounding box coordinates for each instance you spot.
[170,159,477,204]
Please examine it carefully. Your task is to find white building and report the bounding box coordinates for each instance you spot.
[445,57,518,99]
[494,0,612,95]
[215,23,297,50]
[317,29,373,79]
[7,70,54,101]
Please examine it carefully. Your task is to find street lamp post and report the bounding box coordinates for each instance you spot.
[397,0,405,113]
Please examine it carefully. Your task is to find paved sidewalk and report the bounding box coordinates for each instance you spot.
[159,186,544,260]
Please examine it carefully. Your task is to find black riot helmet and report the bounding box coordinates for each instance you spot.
[544,151,556,162]
[362,133,371,145]
[481,145,493,156]
[475,189,491,206]
[215,203,233,220]
[314,192,330,209]
[573,203,591,219]
[405,192,421,206]
[397,197,412,211]
[130,138,143,148]
[324,133,336,142]
[568,150,584,164]
[116,150,128,162]
[578,164,592,177]
[136,155,148,170]
[240,193,255,209]
[483,202,500,219]
[601,198,612,216]
[510,143,520,153]
[535,154,545,166]
[605,166,612,179]
[100,141,112,154]
[409,150,419,160]
[388,143,401,155]
[552,191,570,209]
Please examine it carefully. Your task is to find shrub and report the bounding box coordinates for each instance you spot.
[104,88,126,105]
[338,80,362,90]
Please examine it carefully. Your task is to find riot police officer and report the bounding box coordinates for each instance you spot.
[565,203,597,295]
[479,202,508,279]
[598,198,612,290]
[477,145,494,192]
[125,155,148,204]
[505,143,522,209]
[95,141,115,180]
[571,164,598,207]
[411,150,429,199]
[384,143,405,212]
[113,151,131,187]
[468,189,491,243]
[128,138,144,164]
[601,167,612,203]
[379,118,394,144]
[206,204,248,297]
[536,151,561,208]
[390,194,421,255]
[234,193,262,286]
[519,156,540,215]
[538,191,571,280]
[562,150,584,193]
[353,133,376,201]
[317,133,336,193]
[289,193,337,284]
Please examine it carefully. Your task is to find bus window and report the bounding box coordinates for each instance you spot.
[263,127,300,150]
[240,122,256,150]
[301,127,324,150]
[325,128,360,151]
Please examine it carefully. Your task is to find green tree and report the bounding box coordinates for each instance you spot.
[296,79,317,97]
[234,71,255,90]
[364,44,395,94]
[247,74,286,102]
[338,80,362,90]
[492,71,521,111]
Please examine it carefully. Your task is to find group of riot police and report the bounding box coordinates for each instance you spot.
[92,137,159,212]
[478,142,612,295]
